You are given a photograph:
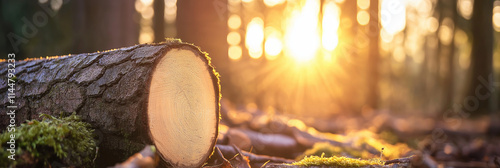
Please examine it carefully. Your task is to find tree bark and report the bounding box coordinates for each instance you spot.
[0,40,221,168]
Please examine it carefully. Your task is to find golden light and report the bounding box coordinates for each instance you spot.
[457,0,473,20]
[454,28,470,69]
[264,27,282,60]
[164,0,177,24]
[380,29,393,43]
[322,1,340,51]
[381,0,406,35]
[139,27,154,43]
[357,0,370,10]
[284,0,321,63]
[438,17,454,46]
[228,45,243,60]
[426,17,439,33]
[287,119,307,131]
[135,0,144,12]
[245,17,265,59]
[227,31,241,45]
[393,46,405,62]
[136,0,155,43]
[228,0,242,13]
[228,14,242,30]
[494,3,500,32]
[249,49,263,59]
[413,0,432,16]
[141,6,154,19]
[140,0,153,6]
[265,37,283,59]
[264,0,285,7]
[242,0,253,3]
[165,0,176,8]
[357,10,370,26]
[454,28,468,45]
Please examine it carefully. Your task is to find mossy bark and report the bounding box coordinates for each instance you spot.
[0,40,221,167]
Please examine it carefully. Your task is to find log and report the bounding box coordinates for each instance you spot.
[0,39,221,168]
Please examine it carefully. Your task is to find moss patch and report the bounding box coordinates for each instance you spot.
[296,142,375,161]
[0,113,96,167]
[291,154,384,167]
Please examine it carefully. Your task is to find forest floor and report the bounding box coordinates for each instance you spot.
[205,99,500,168]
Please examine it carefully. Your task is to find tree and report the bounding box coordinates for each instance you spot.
[440,0,457,111]
[153,0,165,43]
[366,0,380,109]
[467,0,494,115]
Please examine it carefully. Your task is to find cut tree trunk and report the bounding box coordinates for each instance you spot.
[0,39,221,168]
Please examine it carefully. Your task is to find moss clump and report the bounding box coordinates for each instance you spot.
[291,154,384,167]
[0,113,96,167]
[296,142,375,161]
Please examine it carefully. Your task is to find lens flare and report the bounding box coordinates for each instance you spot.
[265,37,283,59]
[322,1,340,51]
[245,17,265,59]
[284,0,321,63]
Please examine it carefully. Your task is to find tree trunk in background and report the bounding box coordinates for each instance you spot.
[153,0,165,43]
[468,0,494,115]
[0,41,221,168]
[366,0,380,109]
[176,0,227,66]
[440,0,457,112]
[71,0,139,54]
[176,0,229,99]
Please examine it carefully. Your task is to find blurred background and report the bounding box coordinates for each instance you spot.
[4,1,500,166]
[1,0,500,120]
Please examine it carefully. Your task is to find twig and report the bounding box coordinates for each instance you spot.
[384,155,414,165]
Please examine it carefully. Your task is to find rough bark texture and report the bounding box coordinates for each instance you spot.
[0,40,221,167]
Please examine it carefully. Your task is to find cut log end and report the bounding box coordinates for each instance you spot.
[148,48,218,167]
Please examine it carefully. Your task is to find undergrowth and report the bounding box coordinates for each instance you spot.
[291,153,385,167]
[0,113,96,167]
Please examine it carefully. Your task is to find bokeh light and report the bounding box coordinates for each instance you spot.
[494,2,500,32]
[227,31,241,46]
[246,17,265,59]
[264,0,285,7]
[357,0,370,10]
[357,10,370,26]
[265,37,283,59]
[457,0,473,20]
[438,17,454,46]
[228,45,243,60]
[136,0,155,43]
[164,0,177,24]
[322,1,340,51]
[426,17,439,33]
[228,14,242,30]
[381,0,406,34]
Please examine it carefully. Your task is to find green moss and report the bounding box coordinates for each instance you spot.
[0,113,96,167]
[291,154,384,167]
[297,142,374,160]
